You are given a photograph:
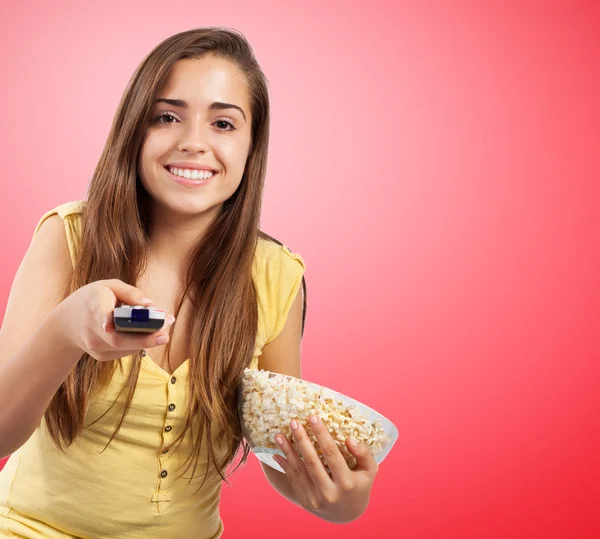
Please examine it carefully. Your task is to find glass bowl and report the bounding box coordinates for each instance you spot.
[239,369,399,473]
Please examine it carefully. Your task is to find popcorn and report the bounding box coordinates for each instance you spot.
[240,369,390,470]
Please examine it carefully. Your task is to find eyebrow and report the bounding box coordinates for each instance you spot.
[154,98,247,122]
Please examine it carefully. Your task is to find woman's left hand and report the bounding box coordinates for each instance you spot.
[273,415,379,523]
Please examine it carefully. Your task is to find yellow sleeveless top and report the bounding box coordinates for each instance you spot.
[0,201,306,539]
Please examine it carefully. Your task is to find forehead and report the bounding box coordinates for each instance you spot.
[157,56,251,111]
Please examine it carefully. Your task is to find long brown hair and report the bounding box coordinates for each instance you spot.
[44,27,307,487]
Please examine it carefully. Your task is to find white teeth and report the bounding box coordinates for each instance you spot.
[168,166,215,180]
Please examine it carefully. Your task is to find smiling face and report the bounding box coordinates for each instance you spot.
[138,55,253,218]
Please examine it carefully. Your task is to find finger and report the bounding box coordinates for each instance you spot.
[101,315,115,334]
[274,433,314,492]
[103,279,153,307]
[273,454,290,473]
[345,438,379,476]
[272,454,315,510]
[307,415,351,482]
[289,420,333,487]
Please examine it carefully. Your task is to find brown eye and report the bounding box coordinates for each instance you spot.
[154,112,177,124]
[215,119,235,131]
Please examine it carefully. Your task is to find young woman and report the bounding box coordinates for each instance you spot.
[0,28,379,538]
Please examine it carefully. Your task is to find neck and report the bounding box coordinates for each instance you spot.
[146,201,222,274]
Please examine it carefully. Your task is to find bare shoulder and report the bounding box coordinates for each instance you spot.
[0,214,72,365]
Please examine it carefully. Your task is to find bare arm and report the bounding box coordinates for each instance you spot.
[0,215,174,459]
[256,286,304,505]
[256,283,379,524]
[0,215,82,458]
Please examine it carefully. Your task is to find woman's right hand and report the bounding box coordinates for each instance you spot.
[56,279,175,362]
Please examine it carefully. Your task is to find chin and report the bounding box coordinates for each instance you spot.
[161,191,226,216]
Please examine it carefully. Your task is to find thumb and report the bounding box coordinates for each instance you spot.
[103,279,153,308]
[346,438,378,475]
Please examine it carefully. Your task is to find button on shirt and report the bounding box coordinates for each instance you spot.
[0,199,307,539]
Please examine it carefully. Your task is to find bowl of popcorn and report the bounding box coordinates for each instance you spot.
[239,368,398,473]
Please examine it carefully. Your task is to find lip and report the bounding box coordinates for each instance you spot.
[164,166,217,188]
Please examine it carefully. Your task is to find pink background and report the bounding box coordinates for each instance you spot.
[1,0,599,537]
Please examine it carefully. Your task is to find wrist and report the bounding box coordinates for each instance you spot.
[43,304,85,361]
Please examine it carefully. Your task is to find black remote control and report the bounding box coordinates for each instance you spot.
[113,305,166,333]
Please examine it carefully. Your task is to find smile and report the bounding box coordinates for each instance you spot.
[164,166,217,187]
[166,166,216,180]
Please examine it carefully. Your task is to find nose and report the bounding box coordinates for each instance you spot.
[177,119,210,154]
